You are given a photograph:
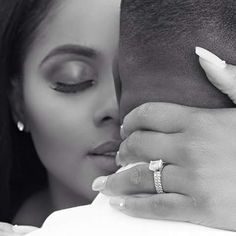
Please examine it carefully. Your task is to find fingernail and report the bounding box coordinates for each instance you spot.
[115,151,122,166]
[110,197,126,210]
[195,46,226,69]
[115,151,127,167]
[92,176,108,191]
[120,125,126,140]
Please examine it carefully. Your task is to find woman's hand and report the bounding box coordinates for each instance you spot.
[92,48,236,231]
[0,222,38,236]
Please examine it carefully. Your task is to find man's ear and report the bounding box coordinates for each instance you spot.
[9,78,29,132]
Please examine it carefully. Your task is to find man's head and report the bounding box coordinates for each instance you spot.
[118,0,236,119]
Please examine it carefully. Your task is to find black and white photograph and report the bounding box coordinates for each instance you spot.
[0,0,236,235]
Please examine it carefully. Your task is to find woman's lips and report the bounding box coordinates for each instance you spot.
[90,140,121,156]
[87,140,121,172]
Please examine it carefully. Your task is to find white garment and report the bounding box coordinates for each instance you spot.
[26,192,234,236]
[26,164,234,236]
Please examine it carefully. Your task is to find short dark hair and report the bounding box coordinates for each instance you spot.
[121,0,236,63]
[119,0,236,117]
[0,0,56,221]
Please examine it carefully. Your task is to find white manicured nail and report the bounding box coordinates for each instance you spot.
[120,125,126,140]
[195,47,226,69]
[110,197,126,210]
[92,176,108,191]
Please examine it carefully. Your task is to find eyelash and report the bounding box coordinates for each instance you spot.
[52,80,95,94]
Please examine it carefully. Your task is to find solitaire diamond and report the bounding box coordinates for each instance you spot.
[149,160,163,172]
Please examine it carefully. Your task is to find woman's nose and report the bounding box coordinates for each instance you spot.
[94,93,120,126]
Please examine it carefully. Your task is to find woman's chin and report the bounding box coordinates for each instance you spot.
[87,154,119,174]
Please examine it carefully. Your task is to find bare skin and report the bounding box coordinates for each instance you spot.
[93,51,236,231]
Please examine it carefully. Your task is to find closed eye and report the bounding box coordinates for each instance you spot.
[51,80,95,94]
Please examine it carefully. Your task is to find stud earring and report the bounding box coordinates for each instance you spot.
[17,121,24,132]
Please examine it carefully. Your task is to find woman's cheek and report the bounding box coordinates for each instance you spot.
[22,76,103,196]
[26,107,96,198]
[25,92,90,171]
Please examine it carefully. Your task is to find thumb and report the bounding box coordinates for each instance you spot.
[195,46,236,104]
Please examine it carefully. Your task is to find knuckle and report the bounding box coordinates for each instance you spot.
[177,142,195,166]
[136,103,153,121]
[189,175,210,211]
[128,165,143,187]
[182,137,210,167]
[189,110,215,131]
[206,196,221,218]
[186,171,201,195]
[186,168,199,185]
[151,197,172,219]
[190,197,205,224]
[105,174,118,195]
[126,197,138,211]
[125,131,142,154]
[182,141,196,161]
[179,136,207,167]
[126,198,147,218]
[192,193,210,215]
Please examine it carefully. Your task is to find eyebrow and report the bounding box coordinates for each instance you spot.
[40,44,98,66]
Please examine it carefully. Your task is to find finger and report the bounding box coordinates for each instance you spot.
[121,102,193,139]
[196,46,236,104]
[117,130,188,166]
[109,193,194,222]
[93,164,191,196]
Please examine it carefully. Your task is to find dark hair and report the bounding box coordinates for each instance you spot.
[121,0,236,64]
[119,0,236,116]
[0,0,56,221]
[0,1,15,221]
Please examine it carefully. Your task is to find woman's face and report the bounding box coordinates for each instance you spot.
[21,0,121,202]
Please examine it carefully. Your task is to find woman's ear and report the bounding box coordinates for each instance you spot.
[9,78,29,132]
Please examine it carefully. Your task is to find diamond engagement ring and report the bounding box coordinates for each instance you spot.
[149,160,165,194]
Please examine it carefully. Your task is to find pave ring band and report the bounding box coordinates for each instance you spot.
[149,159,165,194]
